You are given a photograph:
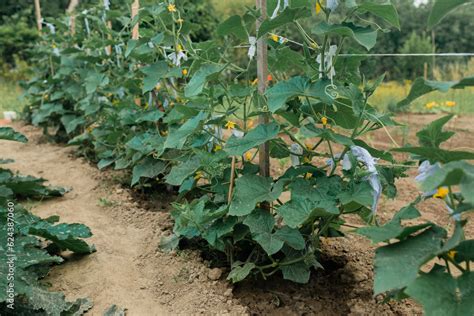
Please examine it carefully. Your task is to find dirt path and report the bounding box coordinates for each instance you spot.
[2,123,247,315]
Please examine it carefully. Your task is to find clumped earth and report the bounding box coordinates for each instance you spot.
[2,113,472,315]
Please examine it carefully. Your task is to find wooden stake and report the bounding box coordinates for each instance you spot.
[66,0,80,35]
[131,0,141,106]
[131,0,140,40]
[34,0,43,33]
[227,157,237,204]
[256,0,270,179]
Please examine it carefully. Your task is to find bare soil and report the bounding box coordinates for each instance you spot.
[1,113,472,315]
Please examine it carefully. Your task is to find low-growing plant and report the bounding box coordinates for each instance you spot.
[0,127,95,314]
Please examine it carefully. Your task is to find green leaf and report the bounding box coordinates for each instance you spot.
[131,157,167,186]
[416,114,455,148]
[29,222,95,254]
[392,147,474,164]
[397,77,474,108]
[405,271,474,316]
[428,0,474,28]
[225,122,280,156]
[243,209,275,234]
[164,111,208,149]
[103,304,126,316]
[227,262,256,283]
[357,2,400,29]
[420,161,474,205]
[141,61,169,93]
[258,8,311,38]
[229,175,283,216]
[0,127,28,143]
[276,198,315,228]
[281,262,310,283]
[165,157,200,186]
[312,22,378,51]
[60,115,86,134]
[184,64,225,98]
[454,240,474,262]
[274,226,305,250]
[253,232,285,255]
[217,15,247,41]
[374,227,445,294]
[266,77,333,112]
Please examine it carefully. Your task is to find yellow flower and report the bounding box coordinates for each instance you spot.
[303,157,311,164]
[447,250,457,261]
[316,2,322,14]
[52,44,57,49]
[214,144,223,152]
[304,172,312,179]
[321,116,328,126]
[43,94,49,100]
[270,34,279,42]
[425,101,437,109]
[182,69,188,76]
[225,121,236,130]
[176,18,184,24]
[160,130,168,136]
[194,171,204,180]
[176,44,183,52]
[244,152,252,161]
[433,187,449,199]
[305,142,312,151]
[167,3,177,12]
[445,101,456,107]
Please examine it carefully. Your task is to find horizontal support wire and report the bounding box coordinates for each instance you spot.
[234,34,474,57]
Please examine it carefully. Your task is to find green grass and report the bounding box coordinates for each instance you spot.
[0,79,25,114]
[369,82,474,114]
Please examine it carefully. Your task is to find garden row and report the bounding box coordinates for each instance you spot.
[17,0,474,315]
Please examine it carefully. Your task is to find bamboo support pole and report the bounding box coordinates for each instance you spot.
[131,0,140,40]
[34,0,43,33]
[256,0,270,179]
[131,0,141,106]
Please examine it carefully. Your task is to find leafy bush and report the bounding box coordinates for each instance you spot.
[20,0,473,315]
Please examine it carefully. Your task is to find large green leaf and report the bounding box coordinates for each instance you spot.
[281,262,310,283]
[357,2,400,29]
[392,147,474,164]
[374,227,445,294]
[0,127,28,143]
[164,111,208,149]
[405,271,474,316]
[225,122,280,156]
[229,175,283,216]
[276,198,315,228]
[258,8,311,38]
[165,156,200,186]
[184,64,225,98]
[420,161,474,205]
[398,77,474,108]
[266,77,333,112]
[141,61,169,93]
[131,157,167,186]
[428,0,474,28]
[217,15,248,41]
[312,22,378,51]
[416,114,454,148]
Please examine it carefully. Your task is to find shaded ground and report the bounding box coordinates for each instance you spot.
[2,113,472,315]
